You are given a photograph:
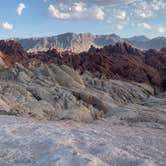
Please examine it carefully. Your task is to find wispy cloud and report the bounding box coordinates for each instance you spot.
[48,5,70,19]
[116,24,124,30]
[47,0,138,6]
[157,27,165,33]
[17,3,26,16]
[115,10,126,20]
[46,0,166,35]
[138,23,152,30]
[151,0,166,11]
[1,22,13,30]
[48,3,105,20]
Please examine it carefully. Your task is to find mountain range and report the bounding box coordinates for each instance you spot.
[12,33,166,52]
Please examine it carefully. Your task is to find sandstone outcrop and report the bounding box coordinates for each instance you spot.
[0,64,165,128]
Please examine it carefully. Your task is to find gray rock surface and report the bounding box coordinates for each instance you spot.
[0,116,165,166]
[0,64,166,165]
[0,64,165,128]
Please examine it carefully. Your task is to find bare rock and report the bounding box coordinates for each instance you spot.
[0,116,163,166]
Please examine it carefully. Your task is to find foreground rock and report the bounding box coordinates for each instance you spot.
[0,64,165,129]
[0,115,165,166]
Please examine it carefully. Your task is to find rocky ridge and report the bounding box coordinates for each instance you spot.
[13,32,166,52]
[0,40,166,91]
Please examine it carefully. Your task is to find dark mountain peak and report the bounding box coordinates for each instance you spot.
[0,40,21,49]
[88,41,137,54]
[0,40,27,57]
[160,47,166,53]
[48,47,60,53]
[114,41,132,48]
[110,33,119,36]
[109,41,143,56]
[0,40,27,67]
[110,33,121,38]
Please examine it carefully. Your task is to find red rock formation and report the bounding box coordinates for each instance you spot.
[0,40,165,90]
[0,40,27,67]
[144,48,166,89]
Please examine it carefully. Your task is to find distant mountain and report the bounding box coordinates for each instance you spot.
[15,33,99,53]
[14,33,123,52]
[127,35,149,42]
[126,36,166,50]
[95,33,122,46]
[13,33,166,52]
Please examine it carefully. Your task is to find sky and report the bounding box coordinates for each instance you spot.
[0,0,166,39]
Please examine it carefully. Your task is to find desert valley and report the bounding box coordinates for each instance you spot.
[0,35,166,165]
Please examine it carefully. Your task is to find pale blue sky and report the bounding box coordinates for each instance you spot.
[0,0,166,39]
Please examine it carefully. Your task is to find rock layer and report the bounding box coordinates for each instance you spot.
[0,64,165,129]
[0,40,166,90]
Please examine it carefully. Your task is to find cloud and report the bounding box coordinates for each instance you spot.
[115,11,126,20]
[73,2,85,12]
[151,0,166,11]
[116,24,123,30]
[48,5,70,19]
[133,1,153,19]
[157,27,165,33]
[139,11,153,18]
[17,3,26,15]
[1,22,13,30]
[49,0,138,6]
[47,0,166,31]
[138,23,152,30]
[91,6,105,20]
[48,3,105,20]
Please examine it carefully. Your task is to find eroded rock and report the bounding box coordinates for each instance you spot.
[0,64,165,128]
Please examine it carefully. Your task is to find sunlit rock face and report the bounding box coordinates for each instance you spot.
[15,33,166,52]
[0,63,165,129]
